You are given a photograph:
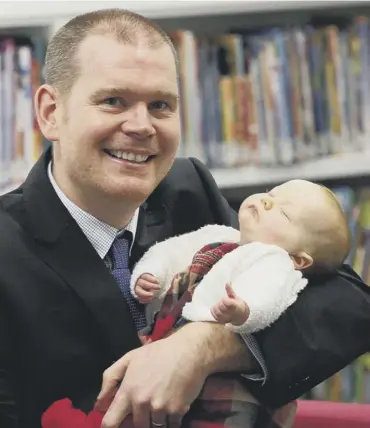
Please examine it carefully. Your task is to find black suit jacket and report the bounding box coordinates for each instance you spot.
[0,149,237,427]
[1,149,370,427]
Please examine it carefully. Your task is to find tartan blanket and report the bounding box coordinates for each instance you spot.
[41,242,297,428]
[137,242,297,428]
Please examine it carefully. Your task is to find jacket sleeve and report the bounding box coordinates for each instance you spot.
[189,157,370,408]
[0,295,20,427]
[247,264,370,407]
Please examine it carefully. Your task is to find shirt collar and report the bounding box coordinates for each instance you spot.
[47,162,139,259]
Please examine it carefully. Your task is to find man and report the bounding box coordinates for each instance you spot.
[0,8,369,428]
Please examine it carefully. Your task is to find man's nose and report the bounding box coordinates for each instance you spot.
[261,196,273,211]
[121,103,155,139]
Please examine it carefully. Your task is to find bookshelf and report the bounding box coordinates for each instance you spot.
[1,1,370,405]
[1,0,370,195]
[4,151,370,194]
[212,151,370,189]
[0,1,359,28]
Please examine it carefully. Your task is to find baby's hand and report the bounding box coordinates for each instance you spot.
[134,274,160,304]
[210,283,250,326]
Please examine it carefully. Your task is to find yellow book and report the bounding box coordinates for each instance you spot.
[219,76,235,143]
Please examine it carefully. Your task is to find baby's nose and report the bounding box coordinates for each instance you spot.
[261,196,273,210]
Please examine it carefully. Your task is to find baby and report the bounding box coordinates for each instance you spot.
[130,179,350,334]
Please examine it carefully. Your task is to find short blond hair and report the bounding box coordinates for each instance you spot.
[306,185,351,272]
[44,8,178,96]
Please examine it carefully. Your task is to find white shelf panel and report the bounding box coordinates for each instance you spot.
[2,152,370,196]
[0,0,356,29]
[211,152,370,189]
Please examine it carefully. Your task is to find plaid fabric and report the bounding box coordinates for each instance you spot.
[138,242,297,428]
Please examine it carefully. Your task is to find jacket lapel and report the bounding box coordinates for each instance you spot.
[22,150,149,362]
[130,200,173,269]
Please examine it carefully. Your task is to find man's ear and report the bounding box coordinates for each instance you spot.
[291,252,313,270]
[34,84,60,142]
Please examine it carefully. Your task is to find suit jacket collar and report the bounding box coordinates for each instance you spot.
[21,148,172,360]
[24,148,72,244]
[23,149,171,248]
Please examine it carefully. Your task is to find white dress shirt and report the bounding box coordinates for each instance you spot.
[47,162,139,259]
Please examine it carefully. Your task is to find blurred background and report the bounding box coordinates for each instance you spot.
[1,0,370,405]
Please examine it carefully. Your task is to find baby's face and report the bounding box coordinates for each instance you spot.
[238,180,330,254]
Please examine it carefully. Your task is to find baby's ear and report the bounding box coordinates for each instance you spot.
[291,252,313,270]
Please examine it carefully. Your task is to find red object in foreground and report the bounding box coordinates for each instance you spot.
[41,398,104,428]
[42,397,370,428]
[293,400,370,428]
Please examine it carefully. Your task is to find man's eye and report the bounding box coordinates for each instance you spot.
[103,97,124,107]
[149,101,170,110]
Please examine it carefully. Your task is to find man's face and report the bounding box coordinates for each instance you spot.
[44,34,180,206]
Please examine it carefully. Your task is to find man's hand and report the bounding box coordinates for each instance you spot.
[95,332,208,428]
[95,321,254,428]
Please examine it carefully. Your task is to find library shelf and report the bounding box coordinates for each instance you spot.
[0,0,356,29]
[211,151,370,189]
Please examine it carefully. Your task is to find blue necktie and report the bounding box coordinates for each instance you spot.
[110,233,147,331]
